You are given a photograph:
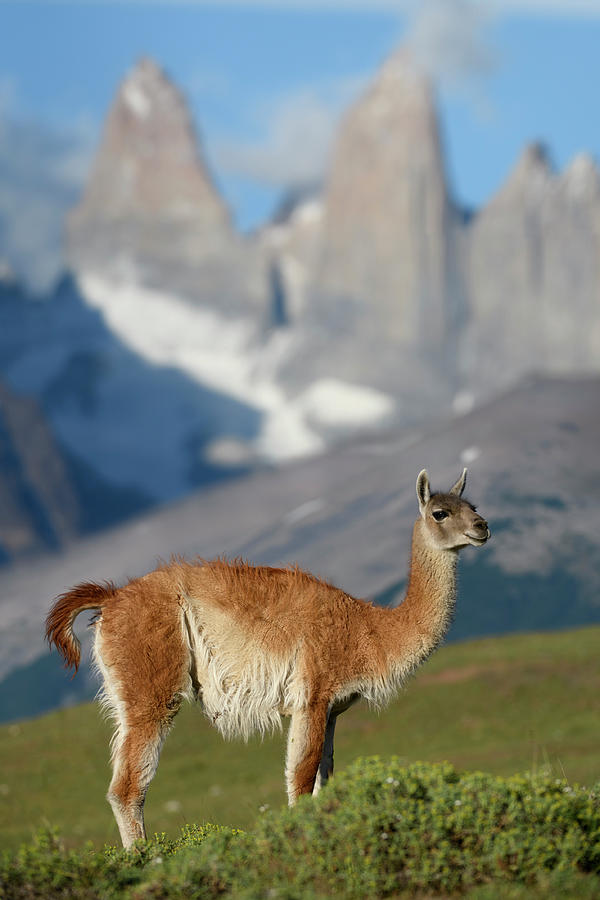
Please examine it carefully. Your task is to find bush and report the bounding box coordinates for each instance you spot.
[2,759,600,898]
[133,758,600,898]
[0,824,236,899]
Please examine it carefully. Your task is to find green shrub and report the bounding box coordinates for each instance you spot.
[0,827,139,899]
[0,824,237,899]
[2,760,600,898]
[134,758,600,898]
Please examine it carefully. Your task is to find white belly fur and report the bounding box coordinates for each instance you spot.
[182,601,307,740]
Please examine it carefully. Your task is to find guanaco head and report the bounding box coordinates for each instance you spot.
[416,468,490,551]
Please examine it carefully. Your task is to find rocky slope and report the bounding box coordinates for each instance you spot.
[0,276,261,504]
[0,380,81,563]
[462,145,600,395]
[67,58,266,315]
[1,374,598,721]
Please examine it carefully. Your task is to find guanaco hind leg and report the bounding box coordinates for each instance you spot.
[94,621,189,848]
[107,718,167,847]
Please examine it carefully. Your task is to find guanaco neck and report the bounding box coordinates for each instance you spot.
[374,517,459,677]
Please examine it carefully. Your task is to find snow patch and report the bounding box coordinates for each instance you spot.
[291,199,323,227]
[453,391,475,416]
[204,438,256,467]
[77,276,397,468]
[296,378,395,428]
[123,81,151,119]
[256,402,325,461]
[78,273,323,463]
[460,446,481,465]
[80,274,276,406]
[284,498,325,526]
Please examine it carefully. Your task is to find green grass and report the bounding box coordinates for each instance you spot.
[1,626,599,852]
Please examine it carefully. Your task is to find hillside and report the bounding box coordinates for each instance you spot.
[0,380,80,563]
[1,626,599,852]
[1,373,598,721]
[0,276,260,507]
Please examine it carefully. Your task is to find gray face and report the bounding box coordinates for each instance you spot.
[416,469,491,551]
[426,492,490,550]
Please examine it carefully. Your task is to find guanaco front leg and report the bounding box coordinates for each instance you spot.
[285,702,328,804]
[313,710,337,796]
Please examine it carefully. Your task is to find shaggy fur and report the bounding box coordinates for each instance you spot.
[45,468,489,848]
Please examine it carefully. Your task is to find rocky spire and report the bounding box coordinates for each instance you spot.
[75,58,229,224]
[0,380,81,561]
[461,144,554,387]
[462,144,600,389]
[559,152,600,202]
[66,58,251,303]
[539,152,600,370]
[311,49,461,352]
[487,142,554,208]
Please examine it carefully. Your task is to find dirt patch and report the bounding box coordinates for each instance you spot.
[419,661,511,686]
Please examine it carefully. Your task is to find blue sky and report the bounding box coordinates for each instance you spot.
[1,1,600,289]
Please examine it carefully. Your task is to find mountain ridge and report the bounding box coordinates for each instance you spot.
[64,50,600,415]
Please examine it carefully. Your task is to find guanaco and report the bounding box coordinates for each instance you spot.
[46,468,489,847]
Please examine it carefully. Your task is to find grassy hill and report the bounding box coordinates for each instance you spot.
[1,626,599,853]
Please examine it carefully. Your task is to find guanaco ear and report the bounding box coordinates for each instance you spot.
[449,468,467,497]
[416,469,430,513]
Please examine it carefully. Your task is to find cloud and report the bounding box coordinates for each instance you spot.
[208,0,498,190]
[211,76,367,188]
[0,103,97,293]
[405,0,497,85]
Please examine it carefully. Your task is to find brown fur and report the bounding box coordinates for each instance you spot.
[45,469,489,848]
[45,581,117,672]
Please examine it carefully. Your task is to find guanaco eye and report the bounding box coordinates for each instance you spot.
[432,510,448,522]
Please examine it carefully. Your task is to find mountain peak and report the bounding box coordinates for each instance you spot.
[561,152,600,200]
[490,142,554,208]
[375,47,430,93]
[119,57,170,120]
[312,44,454,350]
[66,53,236,285]
[71,55,229,222]
[514,142,553,180]
[354,47,434,135]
